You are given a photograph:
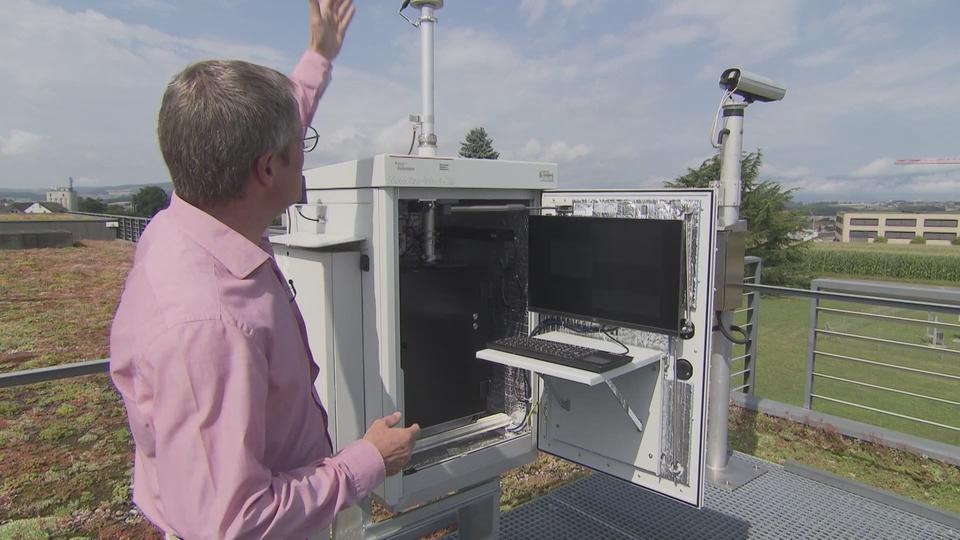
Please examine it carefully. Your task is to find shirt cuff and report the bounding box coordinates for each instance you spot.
[296,49,333,80]
[333,439,386,498]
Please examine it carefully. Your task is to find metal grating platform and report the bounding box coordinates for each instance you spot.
[449,454,960,539]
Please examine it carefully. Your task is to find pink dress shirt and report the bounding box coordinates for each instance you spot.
[110,50,385,539]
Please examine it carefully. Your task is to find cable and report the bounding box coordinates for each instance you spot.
[714,310,750,345]
[296,207,321,222]
[533,317,605,336]
[710,88,735,149]
[507,369,532,432]
[531,317,630,355]
[602,330,631,356]
[407,125,418,155]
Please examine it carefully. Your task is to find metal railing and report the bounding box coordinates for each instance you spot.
[69,211,150,242]
[803,279,960,435]
[0,359,109,389]
[730,256,762,396]
[735,273,960,456]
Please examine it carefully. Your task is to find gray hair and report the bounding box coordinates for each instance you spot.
[158,60,301,207]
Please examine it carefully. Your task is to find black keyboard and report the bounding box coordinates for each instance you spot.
[487,335,632,373]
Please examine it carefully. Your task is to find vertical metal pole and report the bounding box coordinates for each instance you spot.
[423,202,438,264]
[805,282,821,410]
[417,4,438,157]
[706,101,746,477]
[716,101,746,228]
[707,315,734,475]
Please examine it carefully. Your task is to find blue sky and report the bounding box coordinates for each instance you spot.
[1,0,959,202]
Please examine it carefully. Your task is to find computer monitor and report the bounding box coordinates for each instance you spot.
[528,215,685,336]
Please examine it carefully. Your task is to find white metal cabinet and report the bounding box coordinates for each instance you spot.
[273,244,367,454]
[282,156,717,511]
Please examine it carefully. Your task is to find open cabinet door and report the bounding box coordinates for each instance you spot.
[535,189,716,507]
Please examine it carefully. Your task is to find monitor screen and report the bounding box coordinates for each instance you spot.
[528,215,684,335]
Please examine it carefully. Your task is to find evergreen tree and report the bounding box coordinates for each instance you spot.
[458,127,500,159]
[666,150,809,286]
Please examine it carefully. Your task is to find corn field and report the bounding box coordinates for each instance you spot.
[805,248,960,282]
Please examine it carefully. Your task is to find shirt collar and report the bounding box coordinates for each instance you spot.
[165,193,271,279]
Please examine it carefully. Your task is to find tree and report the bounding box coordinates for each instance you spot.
[78,197,107,213]
[131,186,169,218]
[458,127,500,159]
[666,150,809,286]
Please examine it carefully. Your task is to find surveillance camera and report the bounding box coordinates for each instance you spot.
[719,68,786,102]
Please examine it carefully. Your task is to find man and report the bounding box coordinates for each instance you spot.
[110,1,420,538]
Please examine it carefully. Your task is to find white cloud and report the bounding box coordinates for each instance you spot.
[437,28,519,71]
[514,139,592,162]
[782,156,960,201]
[0,2,284,95]
[762,162,812,179]
[120,0,177,14]
[793,49,844,68]
[519,0,549,24]
[0,0,289,188]
[797,173,960,200]
[0,129,43,157]
[662,0,802,62]
[593,22,707,74]
[850,157,896,178]
[850,157,960,178]
[825,2,893,28]
[519,0,606,25]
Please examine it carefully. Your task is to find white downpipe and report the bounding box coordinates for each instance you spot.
[418,5,437,157]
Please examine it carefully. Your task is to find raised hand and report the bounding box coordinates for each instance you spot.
[309,0,356,61]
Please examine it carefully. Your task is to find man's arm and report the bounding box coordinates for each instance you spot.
[150,320,384,539]
[291,0,355,127]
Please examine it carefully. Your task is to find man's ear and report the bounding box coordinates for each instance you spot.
[251,152,275,190]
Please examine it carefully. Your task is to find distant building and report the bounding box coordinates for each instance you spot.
[46,177,78,212]
[836,212,960,245]
[0,202,32,214]
[24,202,67,214]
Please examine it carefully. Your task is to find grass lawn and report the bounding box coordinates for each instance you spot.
[737,293,960,447]
[1,241,958,538]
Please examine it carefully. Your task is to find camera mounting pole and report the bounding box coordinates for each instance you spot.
[706,69,785,490]
[400,0,443,157]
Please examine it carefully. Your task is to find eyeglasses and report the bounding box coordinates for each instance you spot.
[303,125,319,153]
